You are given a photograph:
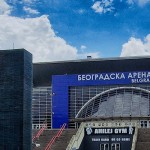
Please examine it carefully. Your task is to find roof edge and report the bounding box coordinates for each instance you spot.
[33,55,150,64]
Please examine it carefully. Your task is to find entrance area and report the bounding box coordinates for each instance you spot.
[100,143,109,150]
[100,143,120,150]
[111,143,120,150]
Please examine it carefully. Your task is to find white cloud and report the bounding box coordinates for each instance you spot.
[120,34,150,57]
[127,0,150,6]
[23,0,32,3]
[127,0,134,5]
[78,9,85,14]
[0,15,78,62]
[23,0,34,4]
[138,0,150,6]
[92,1,103,13]
[74,9,85,14]
[23,6,40,15]
[80,45,87,50]
[0,0,11,15]
[0,1,101,62]
[92,0,114,14]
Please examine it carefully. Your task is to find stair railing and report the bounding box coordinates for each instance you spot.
[32,123,47,142]
[44,123,67,150]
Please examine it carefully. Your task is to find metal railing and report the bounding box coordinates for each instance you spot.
[44,123,67,150]
[32,123,47,142]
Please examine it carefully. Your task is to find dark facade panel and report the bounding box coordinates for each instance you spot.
[0,49,32,150]
[33,57,150,87]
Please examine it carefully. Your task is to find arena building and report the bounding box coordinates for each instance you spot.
[32,56,150,150]
[32,56,150,129]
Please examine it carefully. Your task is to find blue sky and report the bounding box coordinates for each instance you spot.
[0,0,150,62]
[46,0,150,56]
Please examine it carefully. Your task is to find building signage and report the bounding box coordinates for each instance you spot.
[52,71,150,128]
[85,127,134,135]
[78,71,150,84]
[91,137,131,142]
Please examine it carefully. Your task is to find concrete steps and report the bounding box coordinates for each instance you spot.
[135,128,150,150]
[50,130,77,150]
[136,142,150,150]
[32,129,77,150]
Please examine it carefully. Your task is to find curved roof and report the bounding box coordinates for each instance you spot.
[76,87,150,118]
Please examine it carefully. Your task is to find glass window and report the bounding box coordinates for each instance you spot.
[105,144,109,150]
[100,144,104,150]
[100,144,109,150]
[116,144,120,150]
[32,87,52,129]
[111,144,115,150]
[111,143,120,150]
[140,120,148,128]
